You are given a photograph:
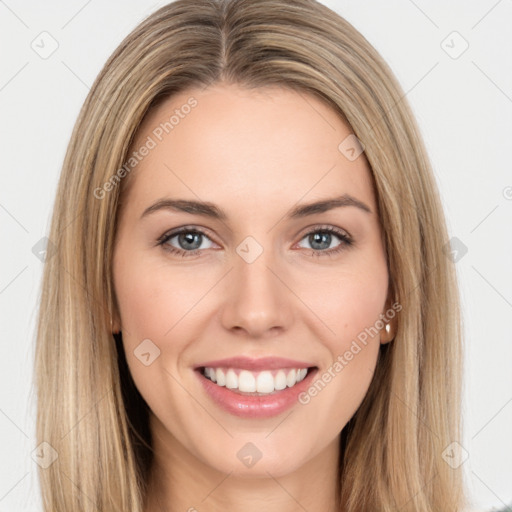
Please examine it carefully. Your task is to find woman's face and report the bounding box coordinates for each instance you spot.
[113,83,391,477]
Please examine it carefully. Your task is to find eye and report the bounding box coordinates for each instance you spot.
[157,225,353,258]
[296,226,353,257]
[157,227,216,257]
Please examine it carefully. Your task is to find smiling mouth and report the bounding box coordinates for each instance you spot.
[199,366,317,396]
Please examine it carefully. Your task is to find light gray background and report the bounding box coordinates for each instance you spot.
[1,1,511,510]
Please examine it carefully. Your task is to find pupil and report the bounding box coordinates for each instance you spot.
[310,232,330,250]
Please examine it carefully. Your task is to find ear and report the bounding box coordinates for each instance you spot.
[379,296,398,344]
[111,316,122,334]
[108,303,122,334]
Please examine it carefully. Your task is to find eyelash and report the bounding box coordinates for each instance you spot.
[156,225,353,258]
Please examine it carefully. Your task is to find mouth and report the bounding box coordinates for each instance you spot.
[198,366,315,396]
[193,357,319,418]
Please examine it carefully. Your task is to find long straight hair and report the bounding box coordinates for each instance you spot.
[34,0,468,510]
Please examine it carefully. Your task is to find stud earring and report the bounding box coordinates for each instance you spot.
[381,321,395,343]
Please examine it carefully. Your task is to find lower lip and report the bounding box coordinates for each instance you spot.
[195,368,318,418]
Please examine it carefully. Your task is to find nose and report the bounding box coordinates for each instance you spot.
[220,245,294,338]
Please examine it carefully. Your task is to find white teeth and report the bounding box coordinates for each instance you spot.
[203,366,310,394]
[256,371,275,393]
[286,369,297,387]
[225,369,237,389]
[238,370,256,392]
[216,368,226,386]
[274,370,287,390]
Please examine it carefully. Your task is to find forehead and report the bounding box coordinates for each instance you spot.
[123,83,376,214]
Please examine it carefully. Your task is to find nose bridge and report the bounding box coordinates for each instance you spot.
[220,235,292,336]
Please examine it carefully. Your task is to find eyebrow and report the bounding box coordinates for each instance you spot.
[140,193,372,221]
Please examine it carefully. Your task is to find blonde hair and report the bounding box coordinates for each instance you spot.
[34,0,468,510]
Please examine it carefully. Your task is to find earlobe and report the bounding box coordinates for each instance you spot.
[109,307,122,334]
[111,315,121,334]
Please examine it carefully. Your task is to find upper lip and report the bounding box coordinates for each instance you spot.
[194,356,315,371]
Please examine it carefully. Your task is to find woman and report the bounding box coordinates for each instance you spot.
[34,0,468,510]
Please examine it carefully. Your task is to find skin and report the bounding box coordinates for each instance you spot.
[112,82,393,512]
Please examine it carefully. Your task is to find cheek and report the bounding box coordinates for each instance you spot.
[113,254,215,401]
[292,260,388,429]
[114,254,205,342]
[294,261,389,349]
[113,257,199,425]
